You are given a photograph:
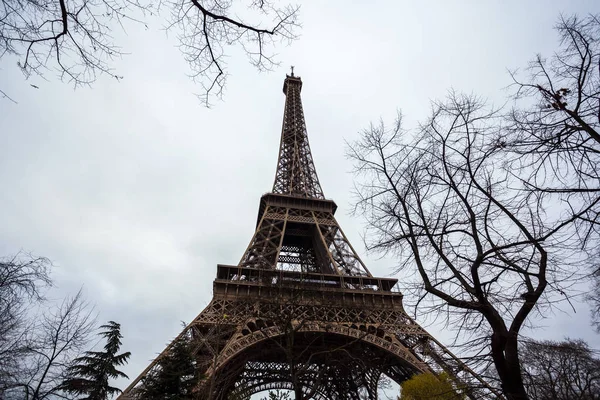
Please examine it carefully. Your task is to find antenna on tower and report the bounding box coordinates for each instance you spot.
[290,65,295,77]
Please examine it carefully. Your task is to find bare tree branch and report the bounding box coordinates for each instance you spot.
[505,13,600,253]
[0,0,299,104]
[520,338,600,399]
[0,252,52,395]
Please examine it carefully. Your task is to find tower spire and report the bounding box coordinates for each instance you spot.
[272,73,324,199]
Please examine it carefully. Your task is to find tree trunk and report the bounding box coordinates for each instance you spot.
[491,332,529,400]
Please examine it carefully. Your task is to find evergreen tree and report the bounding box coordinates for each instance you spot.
[261,391,292,400]
[61,321,131,399]
[137,335,198,399]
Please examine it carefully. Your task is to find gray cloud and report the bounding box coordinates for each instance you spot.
[1,0,599,394]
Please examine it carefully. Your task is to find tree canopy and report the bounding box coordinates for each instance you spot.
[137,335,198,399]
[399,373,463,400]
[520,339,600,400]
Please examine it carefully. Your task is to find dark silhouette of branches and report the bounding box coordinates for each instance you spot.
[0,252,52,395]
[0,0,149,84]
[0,253,101,400]
[505,14,600,257]
[0,0,299,104]
[5,289,96,399]
[348,93,585,400]
[520,338,600,399]
[0,87,18,103]
[167,0,299,105]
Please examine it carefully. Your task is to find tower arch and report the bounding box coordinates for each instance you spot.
[207,327,427,399]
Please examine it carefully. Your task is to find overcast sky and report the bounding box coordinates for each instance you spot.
[1,0,600,396]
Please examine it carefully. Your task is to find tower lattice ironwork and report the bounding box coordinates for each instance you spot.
[118,73,503,400]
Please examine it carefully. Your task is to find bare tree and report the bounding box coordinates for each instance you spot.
[520,338,600,400]
[505,14,600,278]
[347,92,589,400]
[5,290,96,399]
[0,0,299,104]
[0,253,52,395]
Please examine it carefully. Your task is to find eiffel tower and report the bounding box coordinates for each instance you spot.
[119,73,501,399]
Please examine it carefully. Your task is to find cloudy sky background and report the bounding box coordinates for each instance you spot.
[1,0,600,396]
